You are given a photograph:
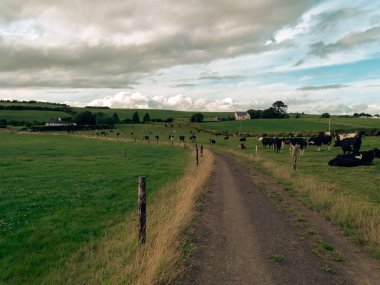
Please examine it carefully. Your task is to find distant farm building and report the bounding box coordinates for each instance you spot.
[45,118,69,127]
[234,111,250,120]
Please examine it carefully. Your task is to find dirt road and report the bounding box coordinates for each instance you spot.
[185,153,380,285]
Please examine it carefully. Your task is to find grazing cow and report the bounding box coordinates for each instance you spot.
[239,137,246,142]
[116,132,120,139]
[143,135,150,142]
[238,143,246,150]
[155,135,159,143]
[286,137,307,156]
[189,134,197,143]
[209,139,216,144]
[224,136,229,140]
[215,132,222,136]
[273,137,283,153]
[308,134,332,151]
[168,134,174,141]
[259,137,274,149]
[328,148,380,167]
[335,134,363,154]
[179,135,185,142]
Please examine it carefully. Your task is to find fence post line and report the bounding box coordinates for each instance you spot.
[292,146,299,170]
[196,144,199,166]
[138,176,146,244]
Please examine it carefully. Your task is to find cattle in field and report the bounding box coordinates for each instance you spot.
[308,134,332,151]
[155,135,159,143]
[334,133,363,154]
[215,132,222,136]
[239,137,246,142]
[209,139,216,144]
[273,137,284,153]
[179,135,185,142]
[286,137,307,156]
[224,136,229,140]
[328,148,380,167]
[238,143,246,150]
[259,137,274,149]
[143,135,150,142]
[189,134,197,143]
[168,134,174,140]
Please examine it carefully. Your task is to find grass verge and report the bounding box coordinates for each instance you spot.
[46,148,214,284]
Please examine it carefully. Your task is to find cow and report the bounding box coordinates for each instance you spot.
[189,134,196,143]
[308,134,332,151]
[259,137,274,149]
[155,135,159,143]
[224,136,229,140]
[215,132,222,136]
[335,134,363,154]
[179,135,185,142]
[273,137,284,153]
[143,135,150,142]
[286,137,307,156]
[328,148,380,167]
[168,134,174,140]
[209,139,216,144]
[238,143,246,150]
[239,137,246,142]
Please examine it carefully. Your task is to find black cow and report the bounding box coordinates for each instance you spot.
[215,132,222,136]
[155,135,159,143]
[224,136,229,140]
[308,134,332,151]
[143,135,150,141]
[286,137,307,155]
[328,148,380,167]
[209,139,216,144]
[273,137,283,153]
[335,136,362,154]
[259,137,274,149]
[179,135,185,142]
[239,137,246,142]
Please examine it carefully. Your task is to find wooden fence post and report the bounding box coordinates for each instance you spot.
[138,176,146,244]
[196,145,199,166]
[292,146,299,170]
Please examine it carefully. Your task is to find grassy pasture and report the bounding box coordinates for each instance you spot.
[73,107,232,121]
[202,117,380,135]
[0,110,69,122]
[0,133,189,284]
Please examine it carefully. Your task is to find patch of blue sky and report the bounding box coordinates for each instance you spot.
[259,56,380,88]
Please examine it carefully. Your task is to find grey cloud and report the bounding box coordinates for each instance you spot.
[297,84,349,91]
[0,0,314,88]
[309,26,380,57]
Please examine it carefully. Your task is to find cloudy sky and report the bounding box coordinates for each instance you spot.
[1,0,380,114]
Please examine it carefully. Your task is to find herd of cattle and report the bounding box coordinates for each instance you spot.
[255,132,379,167]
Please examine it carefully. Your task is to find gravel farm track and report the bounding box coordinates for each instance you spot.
[185,152,380,285]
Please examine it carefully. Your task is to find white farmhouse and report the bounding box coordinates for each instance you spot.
[234,111,251,120]
[45,118,69,126]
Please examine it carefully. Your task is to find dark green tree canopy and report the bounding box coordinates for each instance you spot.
[321,112,331,118]
[112,112,120,123]
[272,101,288,117]
[190,113,204,123]
[132,111,140,123]
[143,113,151,123]
[74,111,96,125]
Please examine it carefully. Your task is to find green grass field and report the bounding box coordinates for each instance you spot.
[0,133,189,284]
[0,110,70,122]
[202,117,380,135]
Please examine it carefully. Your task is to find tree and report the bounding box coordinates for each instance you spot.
[272,101,288,118]
[190,113,204,123]
[247,109,263,119]
[74,111,96,125]
[143,113,150,123]
[132,111,140,123]
[112,112,120,123]
[261,107,277,118]
[321,112,330,118]
[295,112,301,119]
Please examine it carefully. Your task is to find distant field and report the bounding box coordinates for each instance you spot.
[0,133,189,284]
[0,102,65,107]
[73,107,233,121]
[0,110,69,122]
[202,117,380,135]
